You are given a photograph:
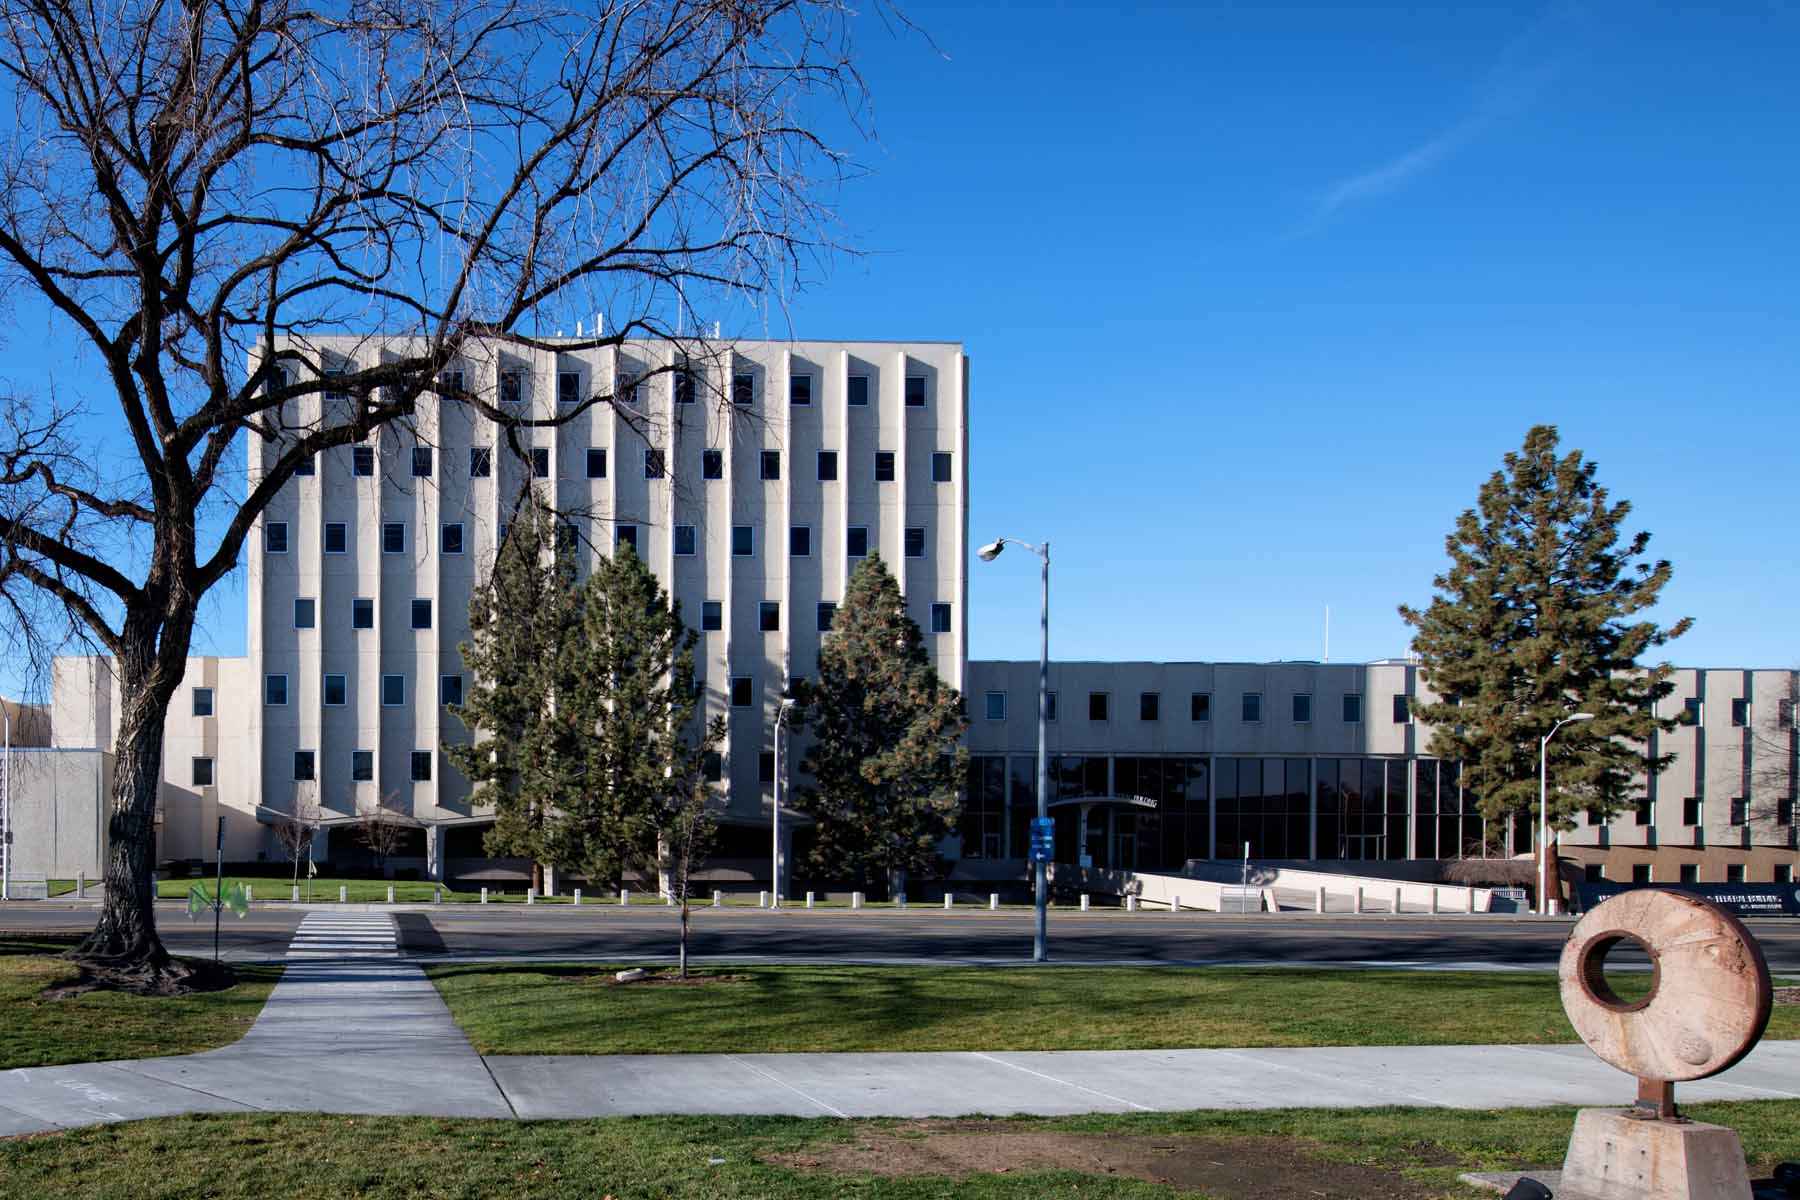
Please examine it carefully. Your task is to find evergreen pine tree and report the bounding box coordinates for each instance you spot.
[1400,425,1692,864]
[445,502,578,893]
[795,554,968,899]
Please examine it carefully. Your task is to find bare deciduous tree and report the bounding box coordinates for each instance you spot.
[271,794,321,892]
[357,800,411,874]
[0,0,883,983]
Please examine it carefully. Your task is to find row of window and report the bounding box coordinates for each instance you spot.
[1599,862,1793,885]
[1674,696,1797,728]
[293,441,956,487]
[262,673,464,709]
[1627,795,1799,828]
[268,518,942,562]
[981,689,1413,725]
[191,748,435,788]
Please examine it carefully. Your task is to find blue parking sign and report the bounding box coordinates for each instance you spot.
[1028,817,1056,863]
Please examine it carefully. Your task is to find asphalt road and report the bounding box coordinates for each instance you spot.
[8,903,1800,971]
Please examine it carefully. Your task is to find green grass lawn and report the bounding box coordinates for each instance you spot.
[427,963,1800,1055]
[1,1103,1795,1199]
[0,935,282,1069]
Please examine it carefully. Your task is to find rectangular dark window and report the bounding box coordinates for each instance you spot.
[293,597,315,629]
[1242,693,1263,722]
[702,601,723,632]
[1089,691,1109,722]
[674,525,697,556]
[411,751,433,782]
[759,602,780,632]
[760,450,780,481]
[1731,698,1748,727]
[758,751,776,784]
[293,453,314,477]
[469,447,491,478]
[702,449,723,480]
[847,526,868,557]
[437,524,463,556]
[671,369,694,405]
[1635,797,1652,826]
[323,674,347,706]
[732,373,754,407]
[382,523,405,554]
[931,451,952,483]
[703,751,722,782]
[790,375,812,406]
[1342,693,1362,723]
[352,751,374,782]
[1779,698,1795,728]
[817,450,838,481]
[1777,864,1794,883]
[294,751,315,782]
[265,674,288,706]
[1729,797,1747,826]
[1292,693,1312,723]
[556,521,576,554]
[265,522,289,554]
[874,451,895,481]
[1140,692,1160,722]
[1631,863,1652,883]
[324,522,347,554]
[324,369,348,400]
[1191,693,1211,722]
[732,526,753,556]
[438,369,464,394]
[790,526,811,557]
[985,691,1007,721]
[381,674,405,707]
[930,603,951,634]
[817,602,836,632]
[1682,697,1701,725]
[353,597,374,629]
[904,527,926,558]
[441,675,463,707]
[1726,863,1746,884]
[644,448,665,479]
[531,447,550,478]
[1679,863,1699,883]
[904,376,926,407]
[411,446,433,478]
[1683,796,1701,826]
[1045,692,1058,721]
[1393,694,1412,724]
[730,676,754,707]
[558,371,579,406]
[848,376,869,406]
[616,524,638,552]
[192,687,214,718]
[500,370,523,405]
[192,757,215,787]
[1780,796,1795,826]
[1584,863,1604,882]
[353,446,375,477]
[586,448,607,479]
[411,598,432,630]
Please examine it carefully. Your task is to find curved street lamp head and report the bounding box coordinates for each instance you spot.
[1571,712,1595,721]
[976,539,1005,562]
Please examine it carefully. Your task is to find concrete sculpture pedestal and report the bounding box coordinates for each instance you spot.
[1559,1109,1753,1200]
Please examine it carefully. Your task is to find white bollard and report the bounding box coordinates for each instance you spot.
[245,884,253,903]
[805,891,815,908]
[1466,887,1476,915]
[434,887,443,905]
[1126,895,1138,913]
[292,885,300,902]
[989,893,999,910]
[759,890,768,908]
[1316,886,1327,914]
[76,872,85,899]
[665,891,674,907]
[944,894,953,910]
[620,888,630,906]
[573,888,582,906]
[1080,894,1090,912]
[713,890,722,907]
[1393,886,1403,915]
[896,892,906,910]
[852,891,864,909]
[387,885,395,904]
[527,888,536,905]
[480,886,489,904]
[1171,895,1182,913]
[339,885,347,903]
[1430,887,1440,915]
[1353,887,1363,914]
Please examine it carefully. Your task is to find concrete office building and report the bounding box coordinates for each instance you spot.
[964,661,1799,886]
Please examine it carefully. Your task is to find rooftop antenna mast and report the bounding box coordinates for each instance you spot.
[1324,605,1330,664]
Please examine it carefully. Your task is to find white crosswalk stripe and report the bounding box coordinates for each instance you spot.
[286,912,400,959]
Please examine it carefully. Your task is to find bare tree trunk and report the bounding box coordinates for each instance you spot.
[74,615,188,980]
[531,860,544,894]
[679,895,690,980]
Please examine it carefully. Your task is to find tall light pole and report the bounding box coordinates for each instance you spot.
[772,695,796,908]
[977,537,1049,962]
[1540,711,1594,916]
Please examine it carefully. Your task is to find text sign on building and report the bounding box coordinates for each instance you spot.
[1577,882,1800,919]
[1028,817,1055,864]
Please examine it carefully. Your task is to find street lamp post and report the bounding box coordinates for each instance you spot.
[772,696,796,908]
[977,537,1049,962]
[1539,711,1595,916]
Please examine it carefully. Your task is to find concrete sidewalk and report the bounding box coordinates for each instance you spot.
[3,919,1798,1136]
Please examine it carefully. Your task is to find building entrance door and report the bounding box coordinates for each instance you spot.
[1113,811,1137,871]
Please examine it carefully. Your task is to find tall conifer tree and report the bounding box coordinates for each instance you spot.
[1400,426,1692,858]
[795,555,968,898]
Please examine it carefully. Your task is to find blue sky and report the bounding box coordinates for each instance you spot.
[6,0,1798,697]
[778,0,1799,668]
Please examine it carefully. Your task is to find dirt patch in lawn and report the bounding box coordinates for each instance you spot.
[606,971,751,988]
[766,1120,1449,1199]
[1773,986,1798,1007]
